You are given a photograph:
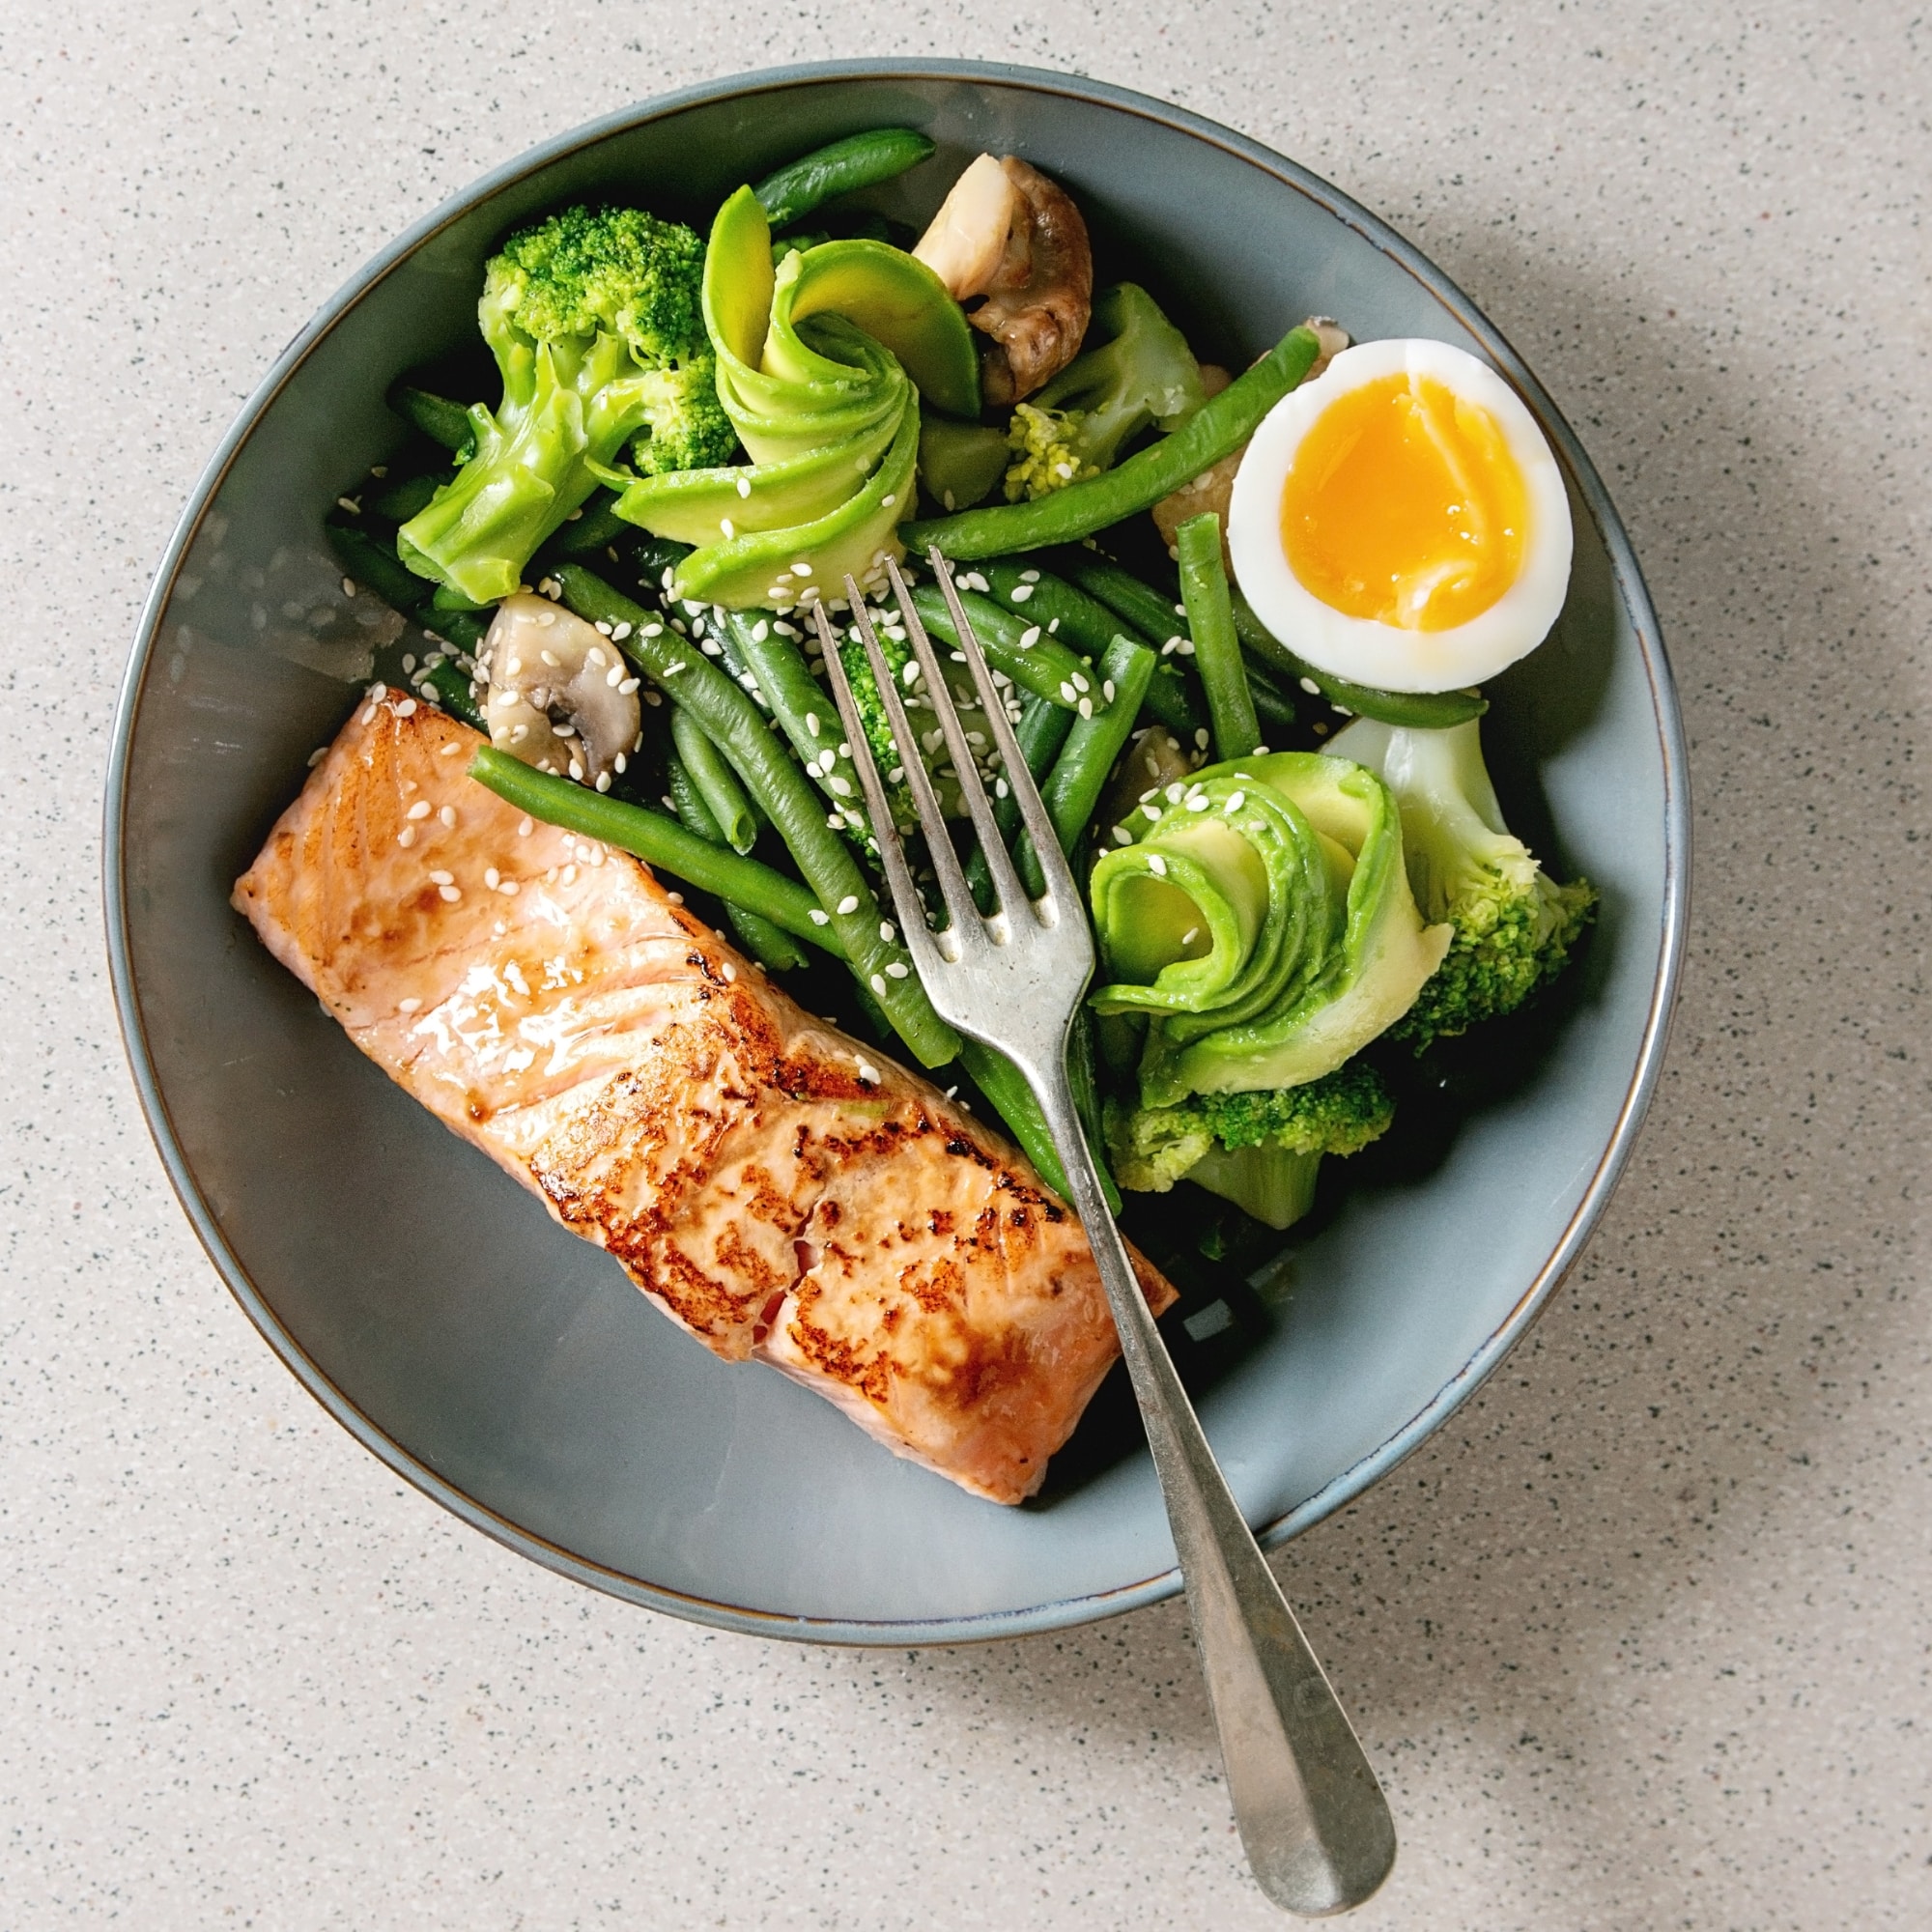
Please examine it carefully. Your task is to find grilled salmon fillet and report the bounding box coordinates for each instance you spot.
[234,691,1175,1503]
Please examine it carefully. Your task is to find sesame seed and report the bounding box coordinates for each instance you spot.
[397,827,416,848]
[667,892,684,904]
[612,622,633,640]
[438,884,462,902]
[407,801,432,820]
[397,997,421,1013]
[721,518,736,539]
[1070,672,1090,693]
[791,560,813,576]
[722,960,737,981]
[857,1058,880,1084]
[809,908,831,925]
[518,816,533,837]
[885,961,909,979]
[1078,697,1094,719]
[428,869,453,884]
[1177,639,1196,656]
[440,806,457,827]
[562,865,578,884]
[341,576,357,597]
[1112,826,1132,845]
[1181,926,1200,946]
[1018,626,1041,649]
[827,775,852,798]
[836,895,860,915]
[881,494,895,508]
[736,475,752,497]
[1009,582,1034,602]
[613,753,627,775]
[1147,853,1168,877]
[1226,791,1246,812]
[1186,793,1209,810]
[805,712,820,736]
[595,772,612,792]
[879,921,895,942]
[868,974,887,996]
[485,867,501,889]
[618,677,640,694]
[1141,803,1162,820]
[1059,682,1078,703]
[1102,680,1116,702]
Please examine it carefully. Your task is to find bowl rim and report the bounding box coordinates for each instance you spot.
[102,57,1690,1647]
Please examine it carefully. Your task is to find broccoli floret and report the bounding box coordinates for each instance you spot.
[1328,717,1599,1051]
[1003,403,1099,501]
[1001,283,1204,501]
[397,205,735,605]
[1105,1061,1393,1228]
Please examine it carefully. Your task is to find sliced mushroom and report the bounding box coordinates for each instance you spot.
[1151,320,1352,563]
[478,592,639,787]
[914,155,1094,406]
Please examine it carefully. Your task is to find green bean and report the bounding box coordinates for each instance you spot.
[904,325,1321,557]
[1052,552,1188,654]
[546,492,632,559]
[753,128,937,232]
[367,469,450,524]
[669,704,758,854]
[907,582,1099,714]
[388,382,476,459]
[724,610,870,826]
[980,558,1203,739]
[1229,587,1490,728]
[420,655,486,731]
[469,748,841,952]
[666,752,810,972]
[965,692,1075,912]
[326,522,492,657]
[1244,658,1299,738]
[551,563,958,1067]
[955,1038,1121,1214]
[1177,513,1260,759]
[1015,633,1158,895]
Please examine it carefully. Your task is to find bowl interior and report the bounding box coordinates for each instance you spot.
[110,66,1679,1639]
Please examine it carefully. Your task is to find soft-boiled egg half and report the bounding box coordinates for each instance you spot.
[1227,338,1572,694]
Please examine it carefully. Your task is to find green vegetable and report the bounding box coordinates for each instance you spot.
[1176,513,1261,760]
[1052,551,1188,653]
[1325,716,1598,1049]
[724,609,873,831]
[753,128,937,233]
[956,1038,1122,1215]
[388,382,476,459]
[621,186,978,609]
[919,419,1010,512]
[907,582,1103,716]
[468,747,840,952]
[669,704,758,853]
[980,559,1204,739]
[397,205,732,605]
[904,324,1320,558]
[1091,752,1451,1104]
[419,655,486,731]
[326,521,491,658]
[1230,586,1490,730]
[965,691,1074,911]
[665,751,809,971]
[1001,285,1204,500]
[552,563,957,1067]
[1016,633,1158,895]
[1105,1061,1394,1229]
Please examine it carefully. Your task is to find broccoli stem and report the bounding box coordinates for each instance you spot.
[551,563,958,1068]
[468,748,841,952]
[1177,513,1262,759]
[753,128,937,232]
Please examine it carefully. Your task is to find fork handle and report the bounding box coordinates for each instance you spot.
[1027,1062,1397,1918]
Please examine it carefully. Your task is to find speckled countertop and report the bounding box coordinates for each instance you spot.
[4,5,1927,1926]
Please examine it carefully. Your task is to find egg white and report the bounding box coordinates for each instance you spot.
[1227,337,1573,694]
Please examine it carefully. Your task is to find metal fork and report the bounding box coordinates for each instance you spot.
[812,554,1397,1918]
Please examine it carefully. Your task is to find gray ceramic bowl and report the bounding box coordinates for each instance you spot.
[105,61,1687,1643]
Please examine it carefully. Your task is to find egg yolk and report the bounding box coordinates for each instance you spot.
[1280,373,1528,632]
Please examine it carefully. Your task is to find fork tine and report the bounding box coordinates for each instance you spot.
[809,601,951,984]
[878,558,1033,925]
[923,551,1085,923]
